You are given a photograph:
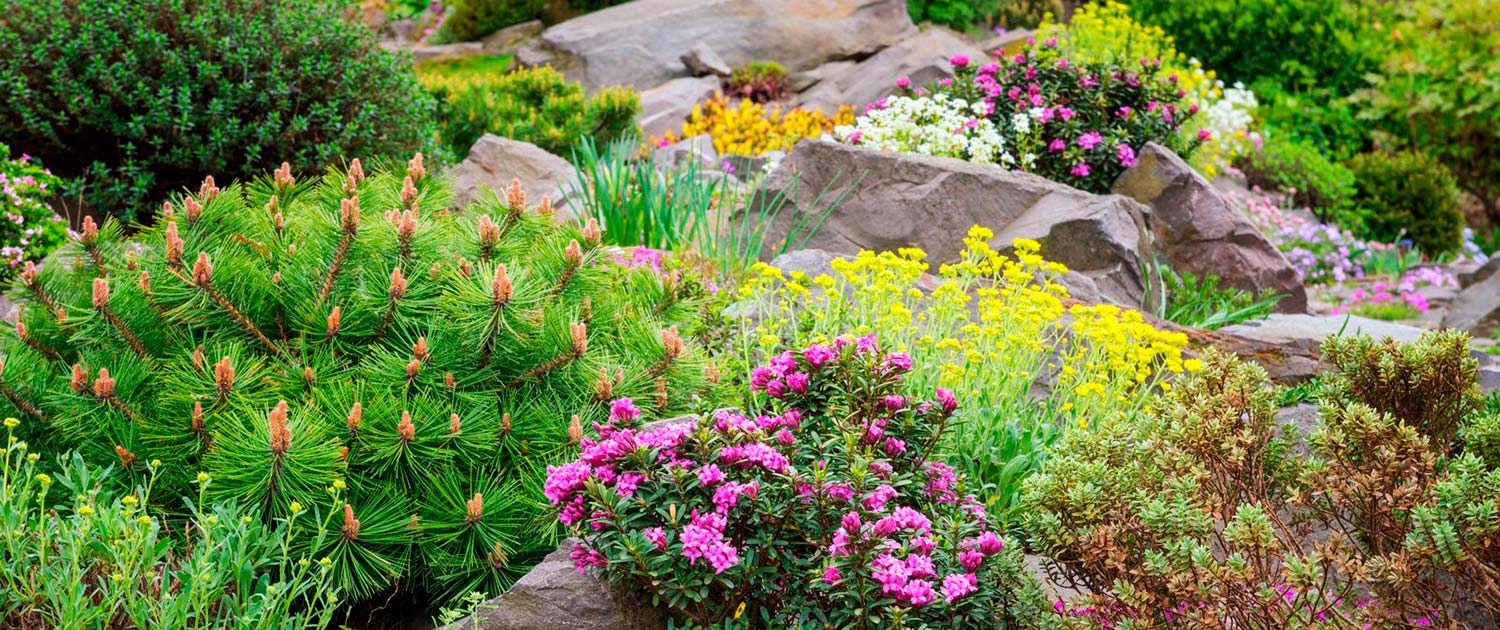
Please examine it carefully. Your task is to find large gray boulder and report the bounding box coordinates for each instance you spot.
[1218,314,1428,353]
[1444,271,1500,336]
[751,139,1155,307]
[449,135,579,222]
[797,28,984,112]
[1113,142,1308,313]
[437,539,666,630]
[636,76,721,140]
[519,0,916,92]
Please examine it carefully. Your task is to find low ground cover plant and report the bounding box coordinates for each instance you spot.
[0,0,432,223]
[1028,330,1500,626]
[655,94,854,158]
[839,38,1200,194]
[1,421,340,629]
[547,340,1053,629]
[420,65,639,160]
[732,227,1193,525]
[0,158,710,607]
[0,146,68,281]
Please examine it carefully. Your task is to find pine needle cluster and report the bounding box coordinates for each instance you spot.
[0,156,712,605]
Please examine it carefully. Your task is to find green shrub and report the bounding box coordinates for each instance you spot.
[0,0,433,224]
[1347,151,1464,255]
[1359,0,1500,226]
[1235,136,1356,222]
[432,0,544,43]
[0,145,68,282]
[907,0,1057,30]
[726,61,788,103]
[0,431,340,628]
[1319,329,1480,449]
[1254,82,1373,162]
[420,66,639,159]
[0,159,711,607]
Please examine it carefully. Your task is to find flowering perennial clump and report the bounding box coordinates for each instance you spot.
[734,226,1193,523]
[656,93,854,157]
[0,146,67,279]
[839,38,1199,193]
[546,340,1049,628]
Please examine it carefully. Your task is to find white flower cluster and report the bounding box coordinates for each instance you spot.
[836,94,1014,166]
[1191,81,1263,175]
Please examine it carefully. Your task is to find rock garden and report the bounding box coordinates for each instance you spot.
[2,0,1499,628]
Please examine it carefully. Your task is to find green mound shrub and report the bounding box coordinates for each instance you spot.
[431,0,544,44]
[0,145,68,281]
[0,158,711,606]
[907,0,1057,30]
[0,435,340,628]
[420,66,638,160]
[1235,136,1356,222]
[0,0,433,224]
[1347,151,1464,255]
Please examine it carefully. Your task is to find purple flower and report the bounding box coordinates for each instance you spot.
[823,565,842,584]
[786,371,810,394]
[803,343,837,367]
[935,388,958,415]
[903,579,937,607]
[883,437,907,456]
[979,62,1000,75]
[977,531,1004,556]
[544,461,593,506]
[949,54,970,68]
[1044,36,1058,48]
[1070,162,1091,178]
[609,397,640,424]
[941,573,978,603]
[644,526,668,551]
[775,428,796,446]
[882,395,906,411]
[1197,129,1213,141]
[864,484,899,512]
[959,547,984,571]
[763,379,787,398]
[1047,138,1066,153]
[697,464,725,487]
[895,75,912,89]
[847,130,863,144]
[570,542,608,573]
[1116,143,1137,168]
[1076,131,1103,150]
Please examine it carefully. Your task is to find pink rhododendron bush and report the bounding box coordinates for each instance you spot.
[545,337,1051,629]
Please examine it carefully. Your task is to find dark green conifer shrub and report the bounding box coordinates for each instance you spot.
[1235,136,1356,224]
[0,0,433,223]
[0,157,712,606]
[432,0,545,44]
[1346,151,1465,255]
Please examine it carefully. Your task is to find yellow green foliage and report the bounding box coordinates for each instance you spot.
[654,93,854,157]
[420,65,639,158]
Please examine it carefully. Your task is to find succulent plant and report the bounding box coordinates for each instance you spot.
[0,156,712,605]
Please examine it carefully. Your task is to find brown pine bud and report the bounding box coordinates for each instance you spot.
[191,401,204,434]
[81,216,98,245]
[14,321,26,340]
[413,337,429,361]
[162,201,176,221]
[449,412,462,436]
[397,209,418,242]
[70,363,87,393]
[192,252,213,287]
[465,492,483,525]
[265,196,277,214]
[388,267,408,300]
[661,326,684,360]
[397,410,416,443]
[271,272,282,284]
[55,307,67,323]
[302,366,315,385]
[138,270,151,293]
[214,356,234,394]
[20,261,38,286]
[458,257,472,278]
[567,414,583,444]
[500,413,512,433]
[570,322,588,356]
[91,277,110,310]
[342,503,361,540]
[340,196,361,233]
[408,514,419,530]
[347,402,363,433]
[115,445,136,469]
[273,211,285,233]
[199,175,219,202]
[582,218,602,247]
[268,400,291,456]
[505,179,525,212]
[564,239,583,266]
[165,222,184,266]
[274,161,294,190]
[288,243,297,256]
[192,345,205,370]
[326,306,341,339]
[349,159,365,184]
[596,367,614,400]
[184,196,202,223]
[444,372,456,389]
[401,176,418,209]
[339,446,349,460]
[407,152,426,182]
[491,264,511,307]
[429,261,443,280]
[93,367,116,398]
[537,195,554,217]
[704,363,720,384]
[405,359,421,380]
[477,214,500,250]
[487,541,507,569]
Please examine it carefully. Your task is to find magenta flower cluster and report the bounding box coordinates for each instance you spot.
[544,335,1016,627]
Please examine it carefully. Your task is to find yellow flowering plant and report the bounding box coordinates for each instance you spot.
[729,226,1193,525]
[653,93,854,157]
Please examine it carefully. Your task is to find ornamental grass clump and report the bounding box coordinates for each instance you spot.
[546,339,1050,629]
[1027,330,1500,627]
[0,157,711,606]
[839,39,1199,193]
[734,226,1193,525]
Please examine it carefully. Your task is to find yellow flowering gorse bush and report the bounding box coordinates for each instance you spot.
[732,226,1194,521]
[654,93,854,157]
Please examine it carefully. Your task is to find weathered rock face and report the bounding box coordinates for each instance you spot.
[437,539,666,630]
[636,76,722,140]
[519,0,916,92]
[449,135,579,221]
[1444,271,1500,336]
[1218,314,1429,353]
[796,28,984,112]
[1113,142,1308,313]
[751,139,1155,307]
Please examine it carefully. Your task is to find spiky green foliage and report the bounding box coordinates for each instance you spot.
[0,157,712,607]
[1318,329,1480,449]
